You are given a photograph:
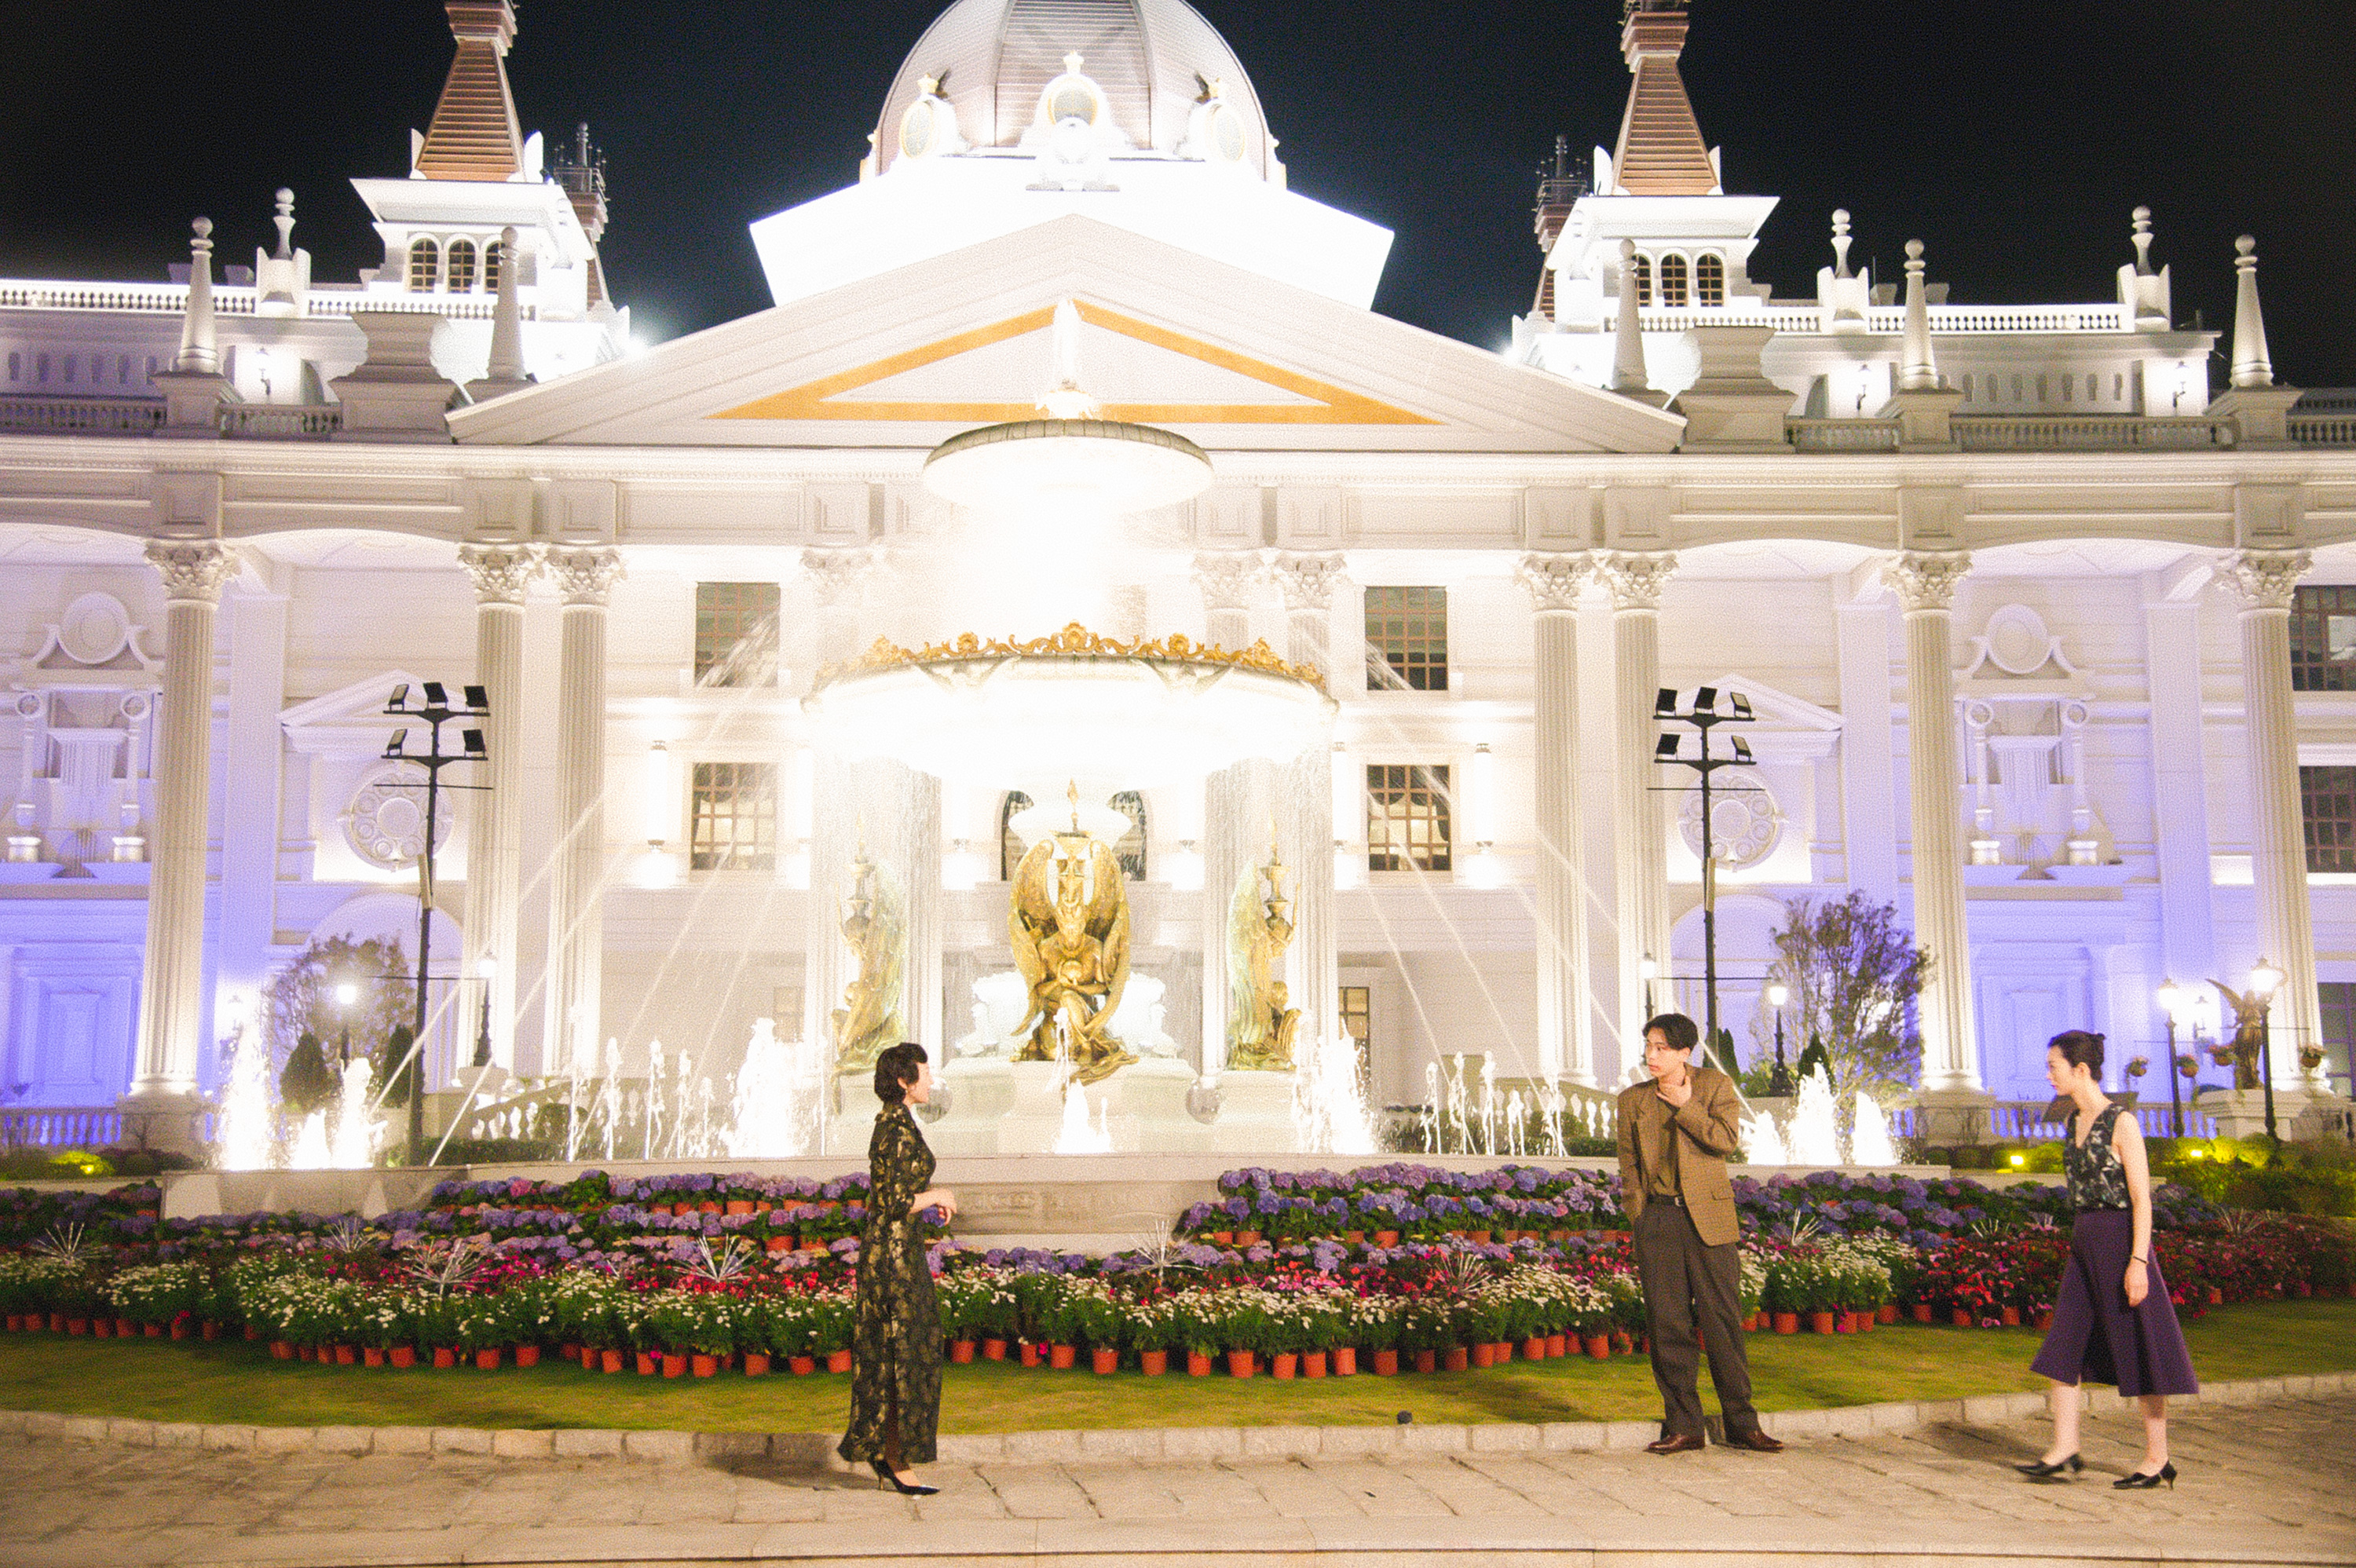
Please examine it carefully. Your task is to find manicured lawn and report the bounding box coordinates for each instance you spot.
[2,1301,2349,1435]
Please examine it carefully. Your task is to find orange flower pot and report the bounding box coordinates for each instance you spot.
[1092,1347,1120,1375]
[1586,1334,1611,1359]
[514,1344,540,1368]
[982,1339,1008,1361]
[390,1347,416,1369]
[744,1353,770,1376]
[1373,1350,1399,1376]
[1235,1230,1261,1247]
[726,1200,755,1217]
[1772,1313,1798,1335]
[1333,1347,1356,1376]
[789,1354,816,1375]
[1952,1308,1974,1328]
[1877,1304,1901,1325]
[635,1351,657,1376]
[334,1344,357,1365]
[2001,1306,2021,1329]
[1443,1347,1469,1372]
[1524,1337,1546,1362]
[1837,1312,1857,1333]
[1271,1353,1297,1380]
[118,1319,137,1338]
[1304,1351,1327,1379]
[92,1320,112,1339]
[766,1236,794,1254]
[2034,1310,2055,1331]
[1210,1231,1234,1246]
[1019,1343,1041,1367]
[949,1340,976,1364]
[475,1348,503,1370]
[691,1354,719,1378]
[1472,1343,1495,1369]
[434,1348,457,1369]
[1410,1349,1436,1373]
[599,1350,622,1373]
[699,1201,722,1215]
[269,1340,294,1360]
[1140,1350,1168,1376]
[1374,1230,1399,1248]
[1344,1230,1365,1245]
[298,1344,313,1361]
[1857,1312,1875,1334]
[1187,1352,1213,1376]
[661,1353,688,1378]
[1546,1333,1568,1358]
[1809,1311,1837,1335]
[1048,1343,1077,1369]
[827,1349,853,1373]
[1227,1349,1256,1378]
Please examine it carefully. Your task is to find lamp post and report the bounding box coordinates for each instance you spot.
[472,954,497,1070]
[2251,957,2285,1146]
[380,681,491,1164]
[2156,978,2185,1138]
[1765,981,1794,1097]
[333,981,358,1069]
[1653,686,1760,1051]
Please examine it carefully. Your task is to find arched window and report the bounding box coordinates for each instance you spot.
[1631,254,1652,307]
[483,239,503,295]
[1110,791,1147,882]
[1659,254,1688,309]
[446,238,477,294]
[1695,253,1725,307]
[407,238,439,292]
[999,791,1033,882]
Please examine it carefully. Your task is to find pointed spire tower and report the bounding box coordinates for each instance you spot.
[415,1,525,181]
[1609,2,1718,196]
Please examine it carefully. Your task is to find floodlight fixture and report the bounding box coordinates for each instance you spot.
[386,682,410,711]
[1731,693,1754,721]
[463,729,487,758]
[1692,685,1719,714]
[1654,687,1678,718]
[463,685,488,712]
[421,681,448,708]
[382,730,407,760]
[1732,736,1754,764]
[1654,734,1681,759]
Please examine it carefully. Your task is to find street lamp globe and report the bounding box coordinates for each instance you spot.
[2156,978,2179,1018]
[333,981,358,1009]
[2250,959,2284,1000]
[1766,982,1789,1009]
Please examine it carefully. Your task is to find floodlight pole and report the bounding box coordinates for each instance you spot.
[1654,689,1758,1056]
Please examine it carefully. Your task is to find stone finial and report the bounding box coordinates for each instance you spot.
[175,217,218,375]
[271,189,296,261]
[1612,239,1650,396]
[1831,209,1853,280]
[2229,235,2274,389]
[473,225,529,395]
[1897,238,1938,393]
[2131,206,2154,278]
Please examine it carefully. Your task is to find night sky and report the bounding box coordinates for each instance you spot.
[5,0,2351,386]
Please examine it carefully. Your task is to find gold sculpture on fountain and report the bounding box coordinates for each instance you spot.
[832,839,905,1074]
[1225,840,1301,1073]
[816,622,1327,695]
[1010,784,1136,1087]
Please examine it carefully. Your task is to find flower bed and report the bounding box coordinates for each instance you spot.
[0,1166,2341,1384]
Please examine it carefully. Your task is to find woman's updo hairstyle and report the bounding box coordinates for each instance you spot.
[2048,1029,2105,1078]
[873,1041,927,1105]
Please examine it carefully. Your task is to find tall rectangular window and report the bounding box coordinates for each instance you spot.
[2318,982,2354,1095]
[694,582,780,687]
[1366,587,1447,692]
[2303,765,2356,875]
[1367,763,1452,872]
[2291,586,2356,693]
[690,762,776,872]
[1339,984,1372,1073]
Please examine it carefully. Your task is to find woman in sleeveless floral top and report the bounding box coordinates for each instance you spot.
[838,1043,956,1495]
[2020,1030,2197,1489]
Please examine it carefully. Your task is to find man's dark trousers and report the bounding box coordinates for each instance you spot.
[1632,1197,1759,1440]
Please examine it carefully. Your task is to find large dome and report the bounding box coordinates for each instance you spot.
[873,0,1275,180]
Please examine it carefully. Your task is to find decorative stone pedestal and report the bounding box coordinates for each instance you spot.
[825,1073,886,1157]
[927,1055,1015,1156]
[1909,1087,1997,1146]
[2199,1084,2351,1142]
[997,1059,1083,1153]
[1209,1069,1298,1153]
[1122,1056,1213,1153]
[114,1090,210,1159]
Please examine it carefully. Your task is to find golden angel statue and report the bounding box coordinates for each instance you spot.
[1010,824,1136,1087]
[2207,978,2270,1091]
[832,844,905,1075]
[1226,846,1301,1073]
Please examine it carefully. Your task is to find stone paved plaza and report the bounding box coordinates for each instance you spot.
[2,1394,2351,1566]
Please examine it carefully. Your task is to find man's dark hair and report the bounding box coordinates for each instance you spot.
[1643,1013,1699,1052]
[873,1041,928,1104]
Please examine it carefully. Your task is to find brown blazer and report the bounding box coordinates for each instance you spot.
[1615,1064,1744,1248]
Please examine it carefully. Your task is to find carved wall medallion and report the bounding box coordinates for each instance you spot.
[345,762,452,870]
[1679,777,1783,871]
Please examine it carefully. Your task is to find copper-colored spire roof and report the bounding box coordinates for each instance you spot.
[1609,4,1716,196]
[416,1,525,182]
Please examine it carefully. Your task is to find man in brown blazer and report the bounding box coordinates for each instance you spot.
[1615,1012,1782,1455]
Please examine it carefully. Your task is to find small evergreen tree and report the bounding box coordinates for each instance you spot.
[379,1024,420,1111]
[278,1031,337,1116]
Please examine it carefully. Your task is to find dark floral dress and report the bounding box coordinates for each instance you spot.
[838,1102,941,1467]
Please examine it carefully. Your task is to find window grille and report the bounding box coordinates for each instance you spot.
[485,240,503,294]
[407,239,439,292]
[2319,982,2355,1095]
[1365,586,1447,692]
[693,582,780,687]
[1659,254,1688,309]
[1695,253,1725,307]
[1340,984,1372,1072]
[446,238,477,294]
[999,791,1033,882]
[689,762,777,872]
[2291,586,2356,693]
[1631,254,1652,306]
[2303,765,2356,875]
[1367,764,1452,872]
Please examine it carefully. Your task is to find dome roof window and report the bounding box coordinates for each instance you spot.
[1180,76,1250,167]
[898,74,969,161]
[1026,52,1125,191]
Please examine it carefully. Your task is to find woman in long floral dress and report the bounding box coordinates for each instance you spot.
[838,1043,956,1494]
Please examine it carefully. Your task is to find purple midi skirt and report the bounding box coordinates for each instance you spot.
[2029,1209,2199,1398]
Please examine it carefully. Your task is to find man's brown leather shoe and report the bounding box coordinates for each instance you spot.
[1725,1428,1784,1453]
[1644,1432,1707,1455]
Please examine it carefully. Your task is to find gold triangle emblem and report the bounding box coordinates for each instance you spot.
[709,302,1437,426]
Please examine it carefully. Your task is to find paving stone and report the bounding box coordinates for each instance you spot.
[550,1427,623,1459]
[429,1426,492,1456]
[491,1428,556,1459]
[368,1425,433,1456]
[1239,1424,1323,1457]
[620,1428,693,1462]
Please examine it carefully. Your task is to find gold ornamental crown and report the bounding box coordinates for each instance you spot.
[814,620,1326,694]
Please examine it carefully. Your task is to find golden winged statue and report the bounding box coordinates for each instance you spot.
[2207,978,2269,1091]
[1010,814,1135,1087]
[831,844,905,1076]
[1225,844,1301,1073]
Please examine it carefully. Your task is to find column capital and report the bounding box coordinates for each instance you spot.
[1271,551,1346,613]
[2222,548,2312,612]
[457,542,543,606]
[546,545,624,607]
[800,546,876,609]
[1193,550,1263,615]
[1594,550,1677,612]
[143,539,237,605]
[1516,552,1593,613]
[1884,550,1972,614]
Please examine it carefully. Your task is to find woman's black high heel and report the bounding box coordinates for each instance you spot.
[2113,1462,2176,1490]
[872,1460,938,1497]
[2014,1453,2082,1478]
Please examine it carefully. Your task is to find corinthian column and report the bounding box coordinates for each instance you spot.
[128,540,236,1126]
[458,543,539,1071]
[1194,552,1263,1072]
[801,548,875,1065]
[1595,551,1677,1054]
[1886,550,1985,1111]
[543,546,623,1076]
[2225,549,2323,1078]
[1518,553,1595,1086]
[1274,553,1344,1059]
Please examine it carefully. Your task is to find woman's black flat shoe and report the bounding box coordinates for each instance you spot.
[872,1460,938,1497]
[2113,1462,2176,1490]
[2014,1453,2082,1478]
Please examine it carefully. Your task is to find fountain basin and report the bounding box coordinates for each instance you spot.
[924,419,1213,517]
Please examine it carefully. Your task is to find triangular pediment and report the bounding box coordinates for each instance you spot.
[281,671,431,755]
[448,215,1684,454]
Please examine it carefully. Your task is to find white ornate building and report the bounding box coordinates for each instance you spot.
[0,0,2349,1149]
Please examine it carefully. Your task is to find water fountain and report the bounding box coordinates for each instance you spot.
[1741,1107,1788,1165]
[1787,1065,1842,1166]
[1848,1087,1899,1166]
